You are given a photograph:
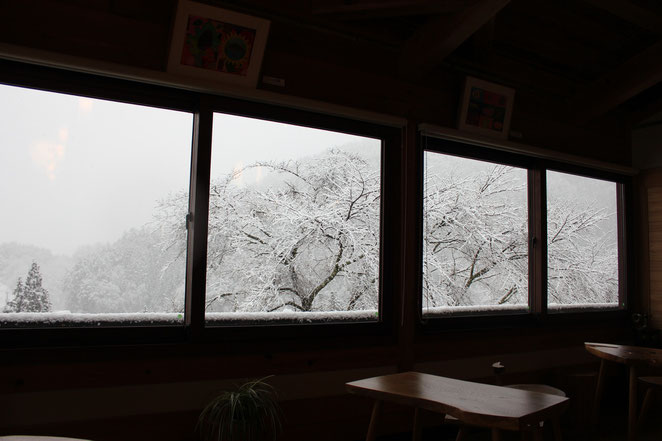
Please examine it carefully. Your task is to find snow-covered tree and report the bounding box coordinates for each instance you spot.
[423,165,529,309]
[56,145,607,318]
[4,278,24,313]
[63,228,185,313]
[158,148,381,313]
[154,148,618,316]
[422,159,618,310]
[547,198,618,305]
[4,262,52,312]
[210,149,380,312]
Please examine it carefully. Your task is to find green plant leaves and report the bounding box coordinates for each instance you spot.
[198,376,282,441]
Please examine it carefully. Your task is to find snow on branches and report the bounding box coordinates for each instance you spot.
[422,155,618,312]
[27,147,617,319]
[423,163,528,309]
[4,262,52,313]
[200,148,381,313]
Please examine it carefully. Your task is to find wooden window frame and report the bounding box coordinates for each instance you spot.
[0,59,402,348]
[0,59,631,349]
[419,135,631,332]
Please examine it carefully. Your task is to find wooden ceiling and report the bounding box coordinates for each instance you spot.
[2,0,661,131]
[229,0,662,126]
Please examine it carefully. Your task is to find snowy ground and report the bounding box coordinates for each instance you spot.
[423,302,620,316]
[0,309,379,327]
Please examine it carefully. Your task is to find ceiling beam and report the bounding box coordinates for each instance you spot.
[574,40,662,124]
[397,0,511,80]
[471,18,495,62]
[311,0,477,19]
[582,0,662,35]
[629,94,662,125]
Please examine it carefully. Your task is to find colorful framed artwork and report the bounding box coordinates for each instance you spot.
[167,0,270,88]
[457,77,515,139]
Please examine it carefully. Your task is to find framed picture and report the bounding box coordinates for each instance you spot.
[457,77,515,139]
[167,0,270,88]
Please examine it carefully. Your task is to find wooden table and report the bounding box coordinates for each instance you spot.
[585,342,662,441]
[346,371,569,441]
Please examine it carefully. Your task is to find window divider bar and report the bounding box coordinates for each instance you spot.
[528,168,547,316]
[617,182,628,310]
[185,97,214,338]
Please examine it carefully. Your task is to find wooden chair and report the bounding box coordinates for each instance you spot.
[637,376,662,432]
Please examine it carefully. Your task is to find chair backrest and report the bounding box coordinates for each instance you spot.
[492,361,566,397]
[492,361,506,385]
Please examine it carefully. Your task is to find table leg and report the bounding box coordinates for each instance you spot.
[637,387,654,429]
[517,426,544,441]
[552,416,563,441]
[592,359,607,424]
[628,366,638,441]
[412,407,422,441]
[455,427,467,441]
[491,428,502,441]
[366,400,382,441]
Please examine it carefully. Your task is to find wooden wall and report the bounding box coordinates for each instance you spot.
[649,186,662,328]
[0,340,619,441]
[632,122,662,170]
[636,169,662,331]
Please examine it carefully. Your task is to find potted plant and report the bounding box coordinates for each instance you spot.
[197,376,282,441]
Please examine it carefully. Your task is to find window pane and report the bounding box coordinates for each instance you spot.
[422,152,529,316]
[205,113,382,324]
[0,84,192,326]
[547,171,619,310]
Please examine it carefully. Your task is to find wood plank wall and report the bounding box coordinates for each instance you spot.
[642,170,662,329]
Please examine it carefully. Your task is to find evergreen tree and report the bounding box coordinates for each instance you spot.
[4,262,52,312]
[4,278,24,312]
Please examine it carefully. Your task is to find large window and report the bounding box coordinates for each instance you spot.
[0,83,192,327]
[0,65,396,335]
[422,136,627,319]
[205,113,383,324]
[0,61,628,342]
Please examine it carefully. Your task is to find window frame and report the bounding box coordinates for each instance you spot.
[419,134,631,331]
[0,58,632,348]
[0,59,402,347]
[190,95,402,342]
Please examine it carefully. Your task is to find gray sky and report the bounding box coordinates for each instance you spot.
[1,82,614,258]
[0,84,376,255]
[425,152,617,212]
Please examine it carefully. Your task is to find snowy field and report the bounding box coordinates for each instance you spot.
[0,309,379,327]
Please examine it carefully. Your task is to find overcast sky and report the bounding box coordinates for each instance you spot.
[425,150,617,211]
[0,82,615,257]
[0,84,377,255]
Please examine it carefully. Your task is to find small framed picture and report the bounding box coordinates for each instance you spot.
[457,76,515,139]
[167,0,270,88]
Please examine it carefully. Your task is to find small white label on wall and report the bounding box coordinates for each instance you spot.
[263,76,285,87]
